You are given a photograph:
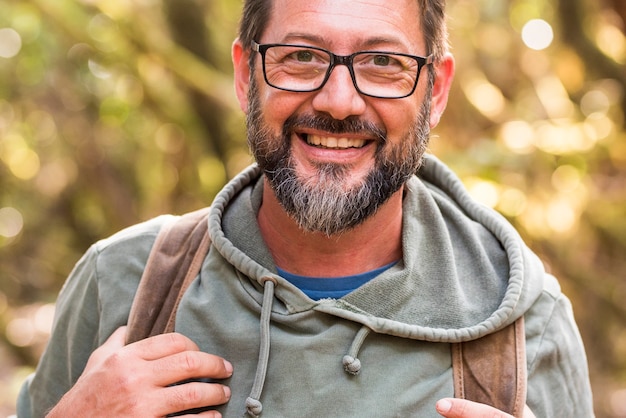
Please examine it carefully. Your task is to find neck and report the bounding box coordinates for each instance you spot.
[257,178,404,277]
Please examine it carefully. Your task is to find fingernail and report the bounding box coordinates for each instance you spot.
[436,398,452,413]
[223,385,232,400]
[223,360,233,375]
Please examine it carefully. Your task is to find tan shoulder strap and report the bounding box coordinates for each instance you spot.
[126,207,211,345]
[452,317,527,417]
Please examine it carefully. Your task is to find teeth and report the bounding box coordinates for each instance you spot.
[306,135,366,149]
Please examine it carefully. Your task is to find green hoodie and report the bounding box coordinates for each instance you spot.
[17,155,594,417]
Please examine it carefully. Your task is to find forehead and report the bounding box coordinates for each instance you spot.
[263,0,424,52]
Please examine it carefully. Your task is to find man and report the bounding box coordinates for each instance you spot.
[17,0,594,417]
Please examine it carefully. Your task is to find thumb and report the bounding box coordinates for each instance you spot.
[436,398,514,418]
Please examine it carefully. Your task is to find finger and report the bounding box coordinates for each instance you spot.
[176,412,222,418]
[196,412,223,418]
[436,398,514,418]
[158,382,231,416]
[152,351,234,386]
[523,404,537,418]
[129,332,201,361]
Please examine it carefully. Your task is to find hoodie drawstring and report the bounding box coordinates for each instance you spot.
[245,277,276,417]
[342,325,371,375]
[244,279,371,415]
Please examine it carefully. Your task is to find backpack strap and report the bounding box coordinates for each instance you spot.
[126,207,211,345]
[452,317,527,417]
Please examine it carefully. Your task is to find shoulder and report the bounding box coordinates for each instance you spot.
[524,273,578,358]
[82,214,187,276]
[87,214,180,295]
[524,274,594,414]
[59,215,176,293]
[68,215,188,343]
[93,214,176,254]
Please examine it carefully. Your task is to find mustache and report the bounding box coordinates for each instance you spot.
[283,113,387,141]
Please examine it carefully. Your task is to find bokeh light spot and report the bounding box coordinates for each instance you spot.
[88,59,112,80]
[521,19,554,51]
[0,207,24,238]
[34,304,55,334]
[500,120,535,154]
[0,28,22,59]
[580,90,611,117]
[7,147,41,179]
[6,318,35,347]
[198,156,227,192]
[547,198,577,234]
[596,23,626,63]
[611,389,626,417]
[466,178,500,208]
[463,72,506,119]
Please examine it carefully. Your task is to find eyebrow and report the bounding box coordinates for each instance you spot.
[280,33,410,52]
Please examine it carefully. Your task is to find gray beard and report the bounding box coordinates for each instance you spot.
[246,78,432,236]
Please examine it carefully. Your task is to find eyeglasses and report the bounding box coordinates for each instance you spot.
[251,41,433,99]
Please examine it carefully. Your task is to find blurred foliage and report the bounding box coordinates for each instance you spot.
[0,0,624,416]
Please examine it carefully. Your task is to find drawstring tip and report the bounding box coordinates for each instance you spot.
[245,397,263,417]
[342,355,362,375]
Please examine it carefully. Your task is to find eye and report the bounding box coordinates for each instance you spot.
[281,49,316,63]
[373,55,391,66]
[294,50,314,62]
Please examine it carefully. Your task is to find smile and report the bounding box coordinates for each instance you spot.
[304,134,368,150]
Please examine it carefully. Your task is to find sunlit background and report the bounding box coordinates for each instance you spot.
[0,0,624,416]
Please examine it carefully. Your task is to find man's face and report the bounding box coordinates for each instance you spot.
[239,0,441,236]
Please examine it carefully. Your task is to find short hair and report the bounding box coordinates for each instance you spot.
[237,0,449,62]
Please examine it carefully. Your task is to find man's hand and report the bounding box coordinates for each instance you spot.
[47,326,233,418]
[436,398,536,418]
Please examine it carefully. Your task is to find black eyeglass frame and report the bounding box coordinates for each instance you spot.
[251,40,434,99]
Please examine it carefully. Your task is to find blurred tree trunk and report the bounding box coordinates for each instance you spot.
[557,0,626,110]
[163,0,234,169]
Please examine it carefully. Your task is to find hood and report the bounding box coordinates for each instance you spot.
[209,154,546,338]
[209,154,545,342]
[207,154,545,416]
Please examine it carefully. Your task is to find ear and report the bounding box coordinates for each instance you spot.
[429,52,455,128]
[232,38,252,114]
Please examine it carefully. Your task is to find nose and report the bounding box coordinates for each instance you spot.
[311,64,367,120]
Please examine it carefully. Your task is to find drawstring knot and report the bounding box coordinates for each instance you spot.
[245,397,263,417]
[342,326,371,376]
[342,355,362,375]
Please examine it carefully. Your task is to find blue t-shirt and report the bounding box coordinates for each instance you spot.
[277,262,397,300]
